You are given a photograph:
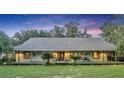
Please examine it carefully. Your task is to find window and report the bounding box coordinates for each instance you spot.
[93,52,99,59]
[24,52,30,59]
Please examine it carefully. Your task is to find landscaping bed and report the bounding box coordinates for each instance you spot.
[5,61,124,65]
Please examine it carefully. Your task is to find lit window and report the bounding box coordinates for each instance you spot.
[53,53,57,58]
[93,52,99,59]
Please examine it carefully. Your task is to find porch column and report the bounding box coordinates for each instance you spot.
[107,52,108,62]
[110,52,112,62]
[115,51,117,62]
[30,51,32,63]
[103,51,104,62]
[90,51,92,62]
[18,51,20,63]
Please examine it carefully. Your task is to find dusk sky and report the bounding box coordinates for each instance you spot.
[0,14,124,37]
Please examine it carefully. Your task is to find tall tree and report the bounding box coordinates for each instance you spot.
[101,23,118,44]
[64,21,79,37]
[0,31,11,56]
[81,28,91,38]
[64,21,91,38]
[101,23,124,56]
[13,29,52,45]
[51,26,65,37]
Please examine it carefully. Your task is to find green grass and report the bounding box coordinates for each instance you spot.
[0,65,124,78]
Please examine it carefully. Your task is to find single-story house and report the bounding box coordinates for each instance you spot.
[14,38,116,63]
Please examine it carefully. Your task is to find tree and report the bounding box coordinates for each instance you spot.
[64,21,79,37]
[13,21,92,46]
[101,23,124,57]
[71,54,80,64]
[13,29,52,45]
[0,31,12,59]
[78,28,91,38]
[42,52,53,65]
[64,21,92,38]
[82,30,91,38]
[51,26,65,37]
[101,23,118,44]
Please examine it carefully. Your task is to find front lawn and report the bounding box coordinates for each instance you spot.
[0,65,124,78]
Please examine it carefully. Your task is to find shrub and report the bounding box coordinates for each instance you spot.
[118,56,124,61]
[0,56,15,65]
[42,52,53,65]
[71,54,80,65]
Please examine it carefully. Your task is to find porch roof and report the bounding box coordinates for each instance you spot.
[14,38,116,51]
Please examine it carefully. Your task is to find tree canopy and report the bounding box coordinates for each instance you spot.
[12,21,92,45]
[51,26,65,37]
[0,31,11,55]
[101,23,124,56]
[13,30,52,45]
[64,21,79,37]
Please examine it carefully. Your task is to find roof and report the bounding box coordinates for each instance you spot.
[14,38,116,51]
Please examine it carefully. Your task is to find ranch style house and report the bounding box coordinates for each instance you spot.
[14,38,116,63]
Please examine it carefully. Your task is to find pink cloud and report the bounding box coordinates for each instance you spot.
[87,28,102,37]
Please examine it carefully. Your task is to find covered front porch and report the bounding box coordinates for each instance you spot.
[15,51,117,63]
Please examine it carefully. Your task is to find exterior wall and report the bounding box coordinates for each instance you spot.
[20,52,24,62]
[15,51,43,63]
[15,52,19,62]
[15,51,115,63]
[30,53,43,62]
[15,52,24,63]
[92,52,107,62]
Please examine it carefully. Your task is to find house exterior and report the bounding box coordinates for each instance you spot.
[14,38,116,63]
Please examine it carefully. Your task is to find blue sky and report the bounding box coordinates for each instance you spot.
[0,14,123,37]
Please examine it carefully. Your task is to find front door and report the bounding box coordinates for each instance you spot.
[58,52,64,61]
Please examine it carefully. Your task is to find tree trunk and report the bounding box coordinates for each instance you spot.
[74,59,76,63]
[47,59,50,64]
[73,59,76,65]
